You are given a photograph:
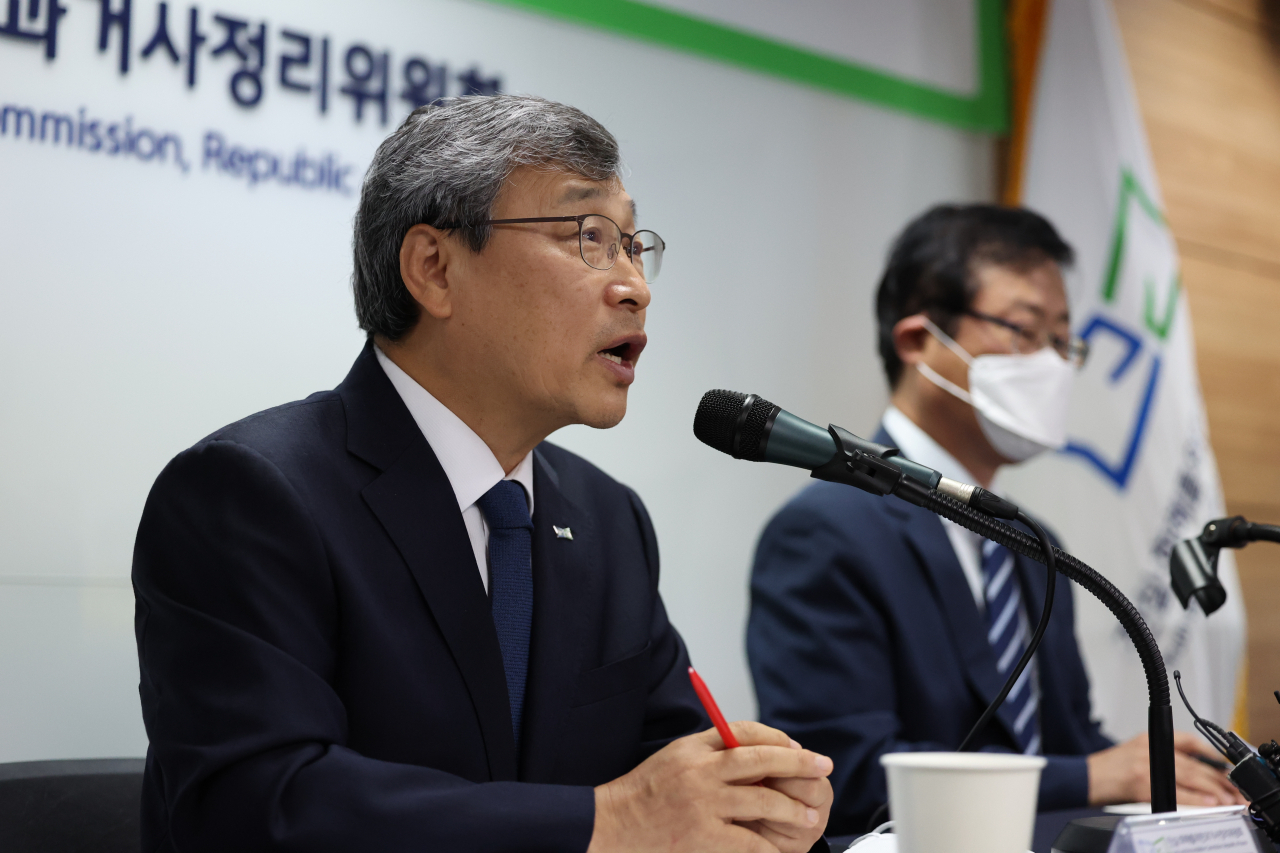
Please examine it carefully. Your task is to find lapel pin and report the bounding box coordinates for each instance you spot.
[553,525,574,541]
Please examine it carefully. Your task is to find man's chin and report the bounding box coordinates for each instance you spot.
[576,392,629,430]
[580,408,627,430]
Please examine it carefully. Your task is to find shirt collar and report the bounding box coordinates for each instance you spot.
[375,345,535,516]
[881,404,984,490]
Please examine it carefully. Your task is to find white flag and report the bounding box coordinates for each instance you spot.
[999,0,1246,739]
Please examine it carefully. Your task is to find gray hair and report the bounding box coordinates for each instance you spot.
[352,94,622,340]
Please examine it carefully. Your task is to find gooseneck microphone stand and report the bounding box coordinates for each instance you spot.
[815,426,1178,814]
[694,389,1178,816]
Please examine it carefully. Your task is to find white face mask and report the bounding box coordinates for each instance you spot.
[916,317,1075,462]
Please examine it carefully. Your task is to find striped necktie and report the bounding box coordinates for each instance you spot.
[476,480,534,751]
[981,539,1042,755]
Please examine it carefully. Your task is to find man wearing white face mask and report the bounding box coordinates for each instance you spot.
[746,205,1242,836]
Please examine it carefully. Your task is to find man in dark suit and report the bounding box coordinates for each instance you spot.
[746,205,1241,835]
[133,95,833,853]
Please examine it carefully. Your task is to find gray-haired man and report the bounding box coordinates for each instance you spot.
[133,95,832,853]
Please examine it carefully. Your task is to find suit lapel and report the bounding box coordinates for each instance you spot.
[519,448,598,782]
[876,425,1021,747]
[894,503,1021,748]
[339,342,518,782]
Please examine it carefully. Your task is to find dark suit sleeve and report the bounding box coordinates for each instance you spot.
[1051,567,1115,755]
[748,503,948,832]
[1037,581,1113,810]
[1028,528,1113,810]
[626,488,711,756]
[134,440,594,853]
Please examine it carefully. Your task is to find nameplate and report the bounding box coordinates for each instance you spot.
[1109,807,1262,853]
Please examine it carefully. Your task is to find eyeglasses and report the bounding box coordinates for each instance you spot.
[964,310,1090,368]
[442,214,664,283]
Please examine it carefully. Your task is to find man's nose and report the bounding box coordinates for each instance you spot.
[611,259,651,311]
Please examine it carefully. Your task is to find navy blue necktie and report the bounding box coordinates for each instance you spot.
[476,480,534,750]
[981,539,1042,755]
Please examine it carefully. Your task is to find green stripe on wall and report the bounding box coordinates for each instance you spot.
[479,0,1009,133]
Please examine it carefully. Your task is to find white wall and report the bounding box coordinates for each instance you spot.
[0,0,993,761]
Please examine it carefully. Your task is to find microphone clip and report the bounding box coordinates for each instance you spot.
[1170,515,1280,615]
[810,425,906,497]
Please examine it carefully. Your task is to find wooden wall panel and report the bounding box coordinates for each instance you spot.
[1118,0,1280,267]
[1114,0,1280,741]
[1197,0,1278,32]
[1182,255,1280,508]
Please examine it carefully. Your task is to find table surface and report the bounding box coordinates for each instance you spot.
[826,807,1108,853]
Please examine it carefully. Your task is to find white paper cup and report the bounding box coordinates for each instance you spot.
[880,752,1046,853]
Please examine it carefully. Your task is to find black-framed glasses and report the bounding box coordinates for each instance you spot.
[964,310,1090,367]
[443,214,664,283]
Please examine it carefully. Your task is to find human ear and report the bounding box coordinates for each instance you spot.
[892,314,932,367]
[399,224,453,320]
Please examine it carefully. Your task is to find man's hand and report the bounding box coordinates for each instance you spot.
[587,721,834,853]
[1087,730,1246,807]
[736,770,835,853]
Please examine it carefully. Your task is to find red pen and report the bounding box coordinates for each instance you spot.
[688,666,741,748]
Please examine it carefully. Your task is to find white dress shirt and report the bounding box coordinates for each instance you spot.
[376,346,534,593]
[881,405,989,613]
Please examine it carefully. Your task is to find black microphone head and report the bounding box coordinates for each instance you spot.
[693,390,746,455]
[693,389,778,461]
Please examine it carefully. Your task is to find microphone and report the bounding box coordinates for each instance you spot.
[1175,670,1280,845]
[692,389,1018,520]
